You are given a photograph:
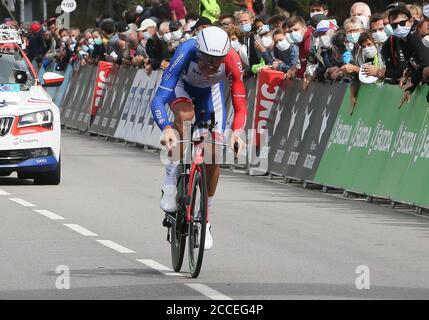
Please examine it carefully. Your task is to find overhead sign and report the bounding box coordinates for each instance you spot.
[61,0,76,13]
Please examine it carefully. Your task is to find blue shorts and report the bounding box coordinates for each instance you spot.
[169,79,227,134]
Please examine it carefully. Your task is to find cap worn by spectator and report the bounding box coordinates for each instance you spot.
[191,17,213,31]
[137,19,157,31]
[386,2,407,10]
[169,20,182,32]
[30,22,42,33]
[310,13,328,28]
[316,20,337,33]
[117,21,130,33]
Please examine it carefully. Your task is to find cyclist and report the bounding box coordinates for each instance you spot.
[151,26,247,250]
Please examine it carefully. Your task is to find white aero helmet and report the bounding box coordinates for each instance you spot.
[196,26,231,57]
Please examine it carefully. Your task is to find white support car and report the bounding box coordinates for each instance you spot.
[0,39,63,185]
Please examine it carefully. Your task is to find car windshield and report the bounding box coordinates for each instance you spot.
[0,46,35,91]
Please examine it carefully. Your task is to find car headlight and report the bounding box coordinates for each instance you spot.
[18,110,53,128]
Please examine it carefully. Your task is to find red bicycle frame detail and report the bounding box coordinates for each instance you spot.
[186,142,209,224]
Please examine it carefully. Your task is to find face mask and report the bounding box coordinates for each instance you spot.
[363,45,377,59]
[394,25,411,39]
[231,39,241,52]
[88,38,95,45]
[184,33,192,40]
[423,4,429,18]
[347,32,361,44]
[94,37,103,45]
[163,32,172,42]
[171,30,183,41]
[276,39,290,51]
[356,15,369,29]
[82,45,90,52]
[290,31,304,43]
[143,31,152,40]
[71,36,77,43]
[310,11,325,18]
[261,36,273,49]
[62,36,69,42]
[240,23,252,33]
[320,35,332,48]
[384,24,394,37]
[345,42,355,51]
[422,35,429,48]
[373,31,388,44]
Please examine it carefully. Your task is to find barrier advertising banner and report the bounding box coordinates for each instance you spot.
[268,80,347,181]
[90,61,114,118]
[248,70,284,176]
[314,84,429,208]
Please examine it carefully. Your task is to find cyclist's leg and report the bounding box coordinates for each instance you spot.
[194,82,227,214]
[160,82,194,213]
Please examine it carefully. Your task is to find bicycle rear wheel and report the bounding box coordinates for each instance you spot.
[171,164,187,272]
[188,164,208,278]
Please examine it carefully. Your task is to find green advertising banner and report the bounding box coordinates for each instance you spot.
[314,83,429,208]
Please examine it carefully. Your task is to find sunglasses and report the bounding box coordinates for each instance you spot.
[197,51,225,67]
[391,19,409,30]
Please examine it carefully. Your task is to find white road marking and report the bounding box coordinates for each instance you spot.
[136,259,185,277]
[0,189,11,196]
[9,198,36,207]
[137,259,172,272]
[186,284,233,300]
[34,210,65,220]
[64,224,98,236]
[96,240,136,254]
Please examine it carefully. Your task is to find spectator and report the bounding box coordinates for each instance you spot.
[235,9,266,78]
[358,31,386,82]
[142,19,171,75]
[170,0,187,25]
[200,0,221,23]
[91,29,107,62]
[219,15,236,28]
[272,29,299,74]
[287,15,313,79]
[309,0,329,18]
[192,17,213,33]
[27,22,44,69]
[407,4,423,22]
[124,8,139,32]
[152,0,173,21]
[380,6,414,84]
[369,13,389,45]
[307,20,343,83]
[340,16,365,76]
[268,15,285,30]
[350,2,372,29]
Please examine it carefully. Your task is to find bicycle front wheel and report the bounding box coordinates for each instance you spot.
[188,164,208,279]
[171,164,187,272]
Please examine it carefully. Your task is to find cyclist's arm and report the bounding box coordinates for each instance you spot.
[151,40,194,130]
[224,49,247,132]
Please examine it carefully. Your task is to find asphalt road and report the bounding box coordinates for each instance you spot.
[1,130,429,300]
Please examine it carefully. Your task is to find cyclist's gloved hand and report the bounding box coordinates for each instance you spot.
[161,126,178,151]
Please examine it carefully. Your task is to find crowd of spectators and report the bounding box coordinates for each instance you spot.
[3,0,429,108]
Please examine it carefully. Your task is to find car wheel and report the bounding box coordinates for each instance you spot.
[34,157,61,185]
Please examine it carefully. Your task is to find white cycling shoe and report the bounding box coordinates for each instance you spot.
[204,223,213,250]
[160,185,177,213]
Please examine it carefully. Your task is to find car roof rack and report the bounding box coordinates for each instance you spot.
[0,24,23,46]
